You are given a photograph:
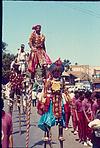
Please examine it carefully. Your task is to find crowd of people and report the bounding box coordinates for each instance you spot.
[1,24,100,148]
[35,69,100,147]
[64,89,100,147]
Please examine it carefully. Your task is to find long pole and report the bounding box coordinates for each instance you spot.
[26,80,33,148]
[16,95,22,135]
[18,104,21,135]
[58,124,64,148]
[49,128,53,148]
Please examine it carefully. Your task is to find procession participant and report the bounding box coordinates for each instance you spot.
[32,88,37,107]
[21,74,30,113]
[18,44,26,74]
[4,82,14,114]
[71,90,79,135]
[5,82,11,100]
[91,92,97,104]
[37,58,65,141]
[82,91,93,146]
[49,59,66,141]
[88,110,100,148]
[92,93,100,119]
[16,48,20,63]
[62,88,72,131]
[10,59,15,71]
[26,52,30,70]
[10,58,20,71]
[37,86,53,141]
[69,90,75,99]
[28,24,52,80]
[9,64,24,106]
[75,91,85,144]
[1,98,13,148]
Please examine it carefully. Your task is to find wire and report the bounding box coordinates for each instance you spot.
[76,6,100,18]
[69,4,100,19]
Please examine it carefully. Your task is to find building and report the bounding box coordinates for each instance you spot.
[62,65,100,85]
[93,66,100,78]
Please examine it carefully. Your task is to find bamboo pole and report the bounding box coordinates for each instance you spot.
[18,104,21,135]
[26,81,33,148]
[58,124,64,148]
[16,95,21,135]
[44,131,47,148]
[49,128,53,148]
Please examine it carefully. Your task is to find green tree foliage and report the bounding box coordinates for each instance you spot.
[63,59,71,72]
[2,42,15,84]
[2,42,8,52]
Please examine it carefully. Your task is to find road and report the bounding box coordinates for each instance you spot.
[4,100,91,148]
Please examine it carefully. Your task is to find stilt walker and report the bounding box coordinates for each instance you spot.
[27,24,52,147]
[37,58,65,148]
[9,65,24,134]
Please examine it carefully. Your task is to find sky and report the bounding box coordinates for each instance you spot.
[2,1,100,66]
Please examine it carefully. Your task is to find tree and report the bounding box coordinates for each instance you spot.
[63,59,71,72]
[2,41,8,52]
[2,52,15,84]
[75,62,78,65]
[2,42,15,84]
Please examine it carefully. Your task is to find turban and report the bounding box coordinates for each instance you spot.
[32,24,41,30]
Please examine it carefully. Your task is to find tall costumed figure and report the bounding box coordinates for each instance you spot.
[37,58,66,148]
[28,24,52,81]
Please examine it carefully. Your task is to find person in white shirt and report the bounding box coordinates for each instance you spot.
[10,60,15,70]
[16,48,20,63]
[32,89,37,107]
[18,44,26,74]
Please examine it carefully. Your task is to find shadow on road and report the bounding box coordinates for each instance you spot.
[13,130,26,135]
[30,140,57,148]
[13,123,37,128]
[13,120,26,123]
[15,115,26,118]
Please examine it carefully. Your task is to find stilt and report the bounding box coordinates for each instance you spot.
[58,124,64,148]
[49,128,53,148]
[44,131,48,148]
[18,104,21,135]
[8,99,13,116]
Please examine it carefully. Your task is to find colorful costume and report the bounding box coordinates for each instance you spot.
[2,110,13,148]
[37,59,66,140]
[9,70,24,98]
[62,90,72,129]
[28,25,52,74]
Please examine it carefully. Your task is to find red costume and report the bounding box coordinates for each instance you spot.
[9,70,24,97]
[28,25,52,73]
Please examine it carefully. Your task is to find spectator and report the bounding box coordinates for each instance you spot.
[62,88,72,130]
[1,98,13,148]
[92,93,100,119]
[18,44,26,74]
[88,110,100,148]
[32,88,37,107]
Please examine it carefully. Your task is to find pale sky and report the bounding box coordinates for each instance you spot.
[2,1,100,66]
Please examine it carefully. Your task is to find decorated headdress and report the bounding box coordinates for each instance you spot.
[48,58,64,78]
[32,24,41,30]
